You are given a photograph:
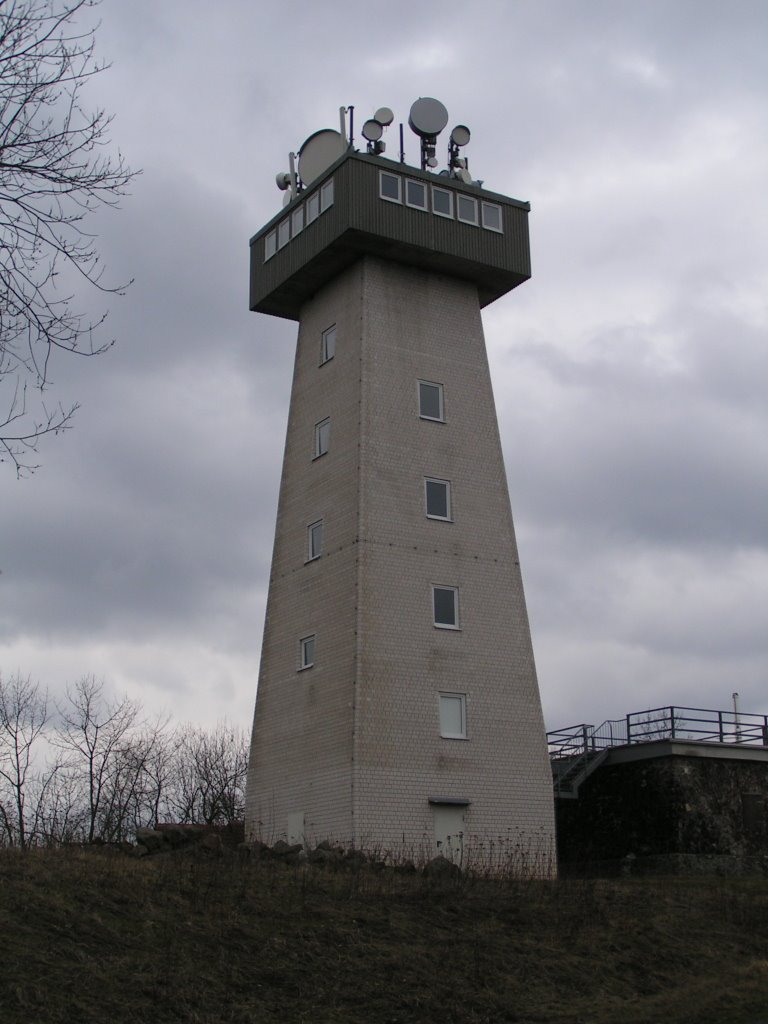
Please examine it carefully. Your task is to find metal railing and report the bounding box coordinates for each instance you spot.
[547,705,768,797]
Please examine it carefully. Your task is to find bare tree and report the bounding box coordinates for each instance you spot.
[0,668,251,846]
[0,0,137,474]
[0,671,48,847]
[54,674,140,842]
[95,714,172,840]
[32,762,84,845]
[129,716,176,830]
[170,722,248,827]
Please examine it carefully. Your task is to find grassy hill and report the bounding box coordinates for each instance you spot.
[1,847,767,1024]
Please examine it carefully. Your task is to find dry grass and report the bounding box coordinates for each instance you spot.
[1,847,767,1023]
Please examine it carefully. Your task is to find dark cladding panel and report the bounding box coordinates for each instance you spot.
[250,152,531,321]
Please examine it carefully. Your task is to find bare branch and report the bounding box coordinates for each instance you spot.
[0,670,48,848]
[0,0,138,473]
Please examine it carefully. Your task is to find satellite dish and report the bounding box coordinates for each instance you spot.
[298,128,345,187]
[275,172,291,190]
[455,167,473,184]
[361,119,383,142]
[450,124,471,147]
[373,106,394,127]
[408,97,449,139]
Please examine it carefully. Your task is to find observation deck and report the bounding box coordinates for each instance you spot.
[249,150,531,322]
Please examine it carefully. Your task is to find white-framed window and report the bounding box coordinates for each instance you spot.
[291,205,304,237]
[306,192,320,224]
[321,324,336,365]
[432,187,453,219]
[481,202,503,233]
[433,585,459,629]
[439,693,467,739]
[418,380,444,422]
[320,178,334,212]
[379,170,401,203]
[278,218,291,248]
[307,519,323,561]
[405,179,427,210]
[425,478,451,521]
[299,634,315,670]
[264,230,277,261]
[457,194,478,226]
[314,417,330,458]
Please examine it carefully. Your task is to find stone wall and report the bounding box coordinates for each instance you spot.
[556,751,768,873]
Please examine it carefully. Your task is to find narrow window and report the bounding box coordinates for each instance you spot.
[439,694,467,739]
[291,205,304,237]
[320,178,334,212]
[425,478,451,521]
[306,192,320,224]
[433,585,459,629]
[418,380,444,421]
[278,218,291,248]
[314,417,330,458]
[481,202,503,233]
[379,171,401,203]
[307,520,323,561]
[264,230,277,261]
[299,635,315,670]
[405,179,427,210]
[457,194,478,225]
[432,187,453,218]
[320,324,336,364]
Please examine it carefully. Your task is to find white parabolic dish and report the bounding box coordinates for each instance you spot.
[298,129,345,187]
[408,97,449,138]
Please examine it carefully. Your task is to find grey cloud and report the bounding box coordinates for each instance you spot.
[2,0,766,733]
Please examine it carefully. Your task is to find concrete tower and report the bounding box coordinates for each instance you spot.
[245,102,555,873]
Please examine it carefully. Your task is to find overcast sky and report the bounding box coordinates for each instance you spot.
[1,0,766,736]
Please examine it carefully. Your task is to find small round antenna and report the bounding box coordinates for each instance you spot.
[450,124,471,147]
[361,119,383,142]
[361,116,387,156]
[373,106,394,127]
[298,128,345,187]
[448,123,472,179]
[276,172,291,190]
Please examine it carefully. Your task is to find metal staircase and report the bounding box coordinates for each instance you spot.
[548,720,625,798]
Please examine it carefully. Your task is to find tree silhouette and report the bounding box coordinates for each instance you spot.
[0,0,137,474]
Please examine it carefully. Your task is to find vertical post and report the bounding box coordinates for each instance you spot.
[669,706,676,739]
[339,107,347,150]
[762,718,768,746]
[718,711,724,743]
[626,713,632,745]
[288,152,298,199]
[581,725,589,756]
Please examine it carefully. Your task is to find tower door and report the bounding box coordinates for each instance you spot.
[431,804,466,864]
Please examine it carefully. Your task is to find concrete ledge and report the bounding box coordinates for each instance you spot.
[605,739,768,765]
